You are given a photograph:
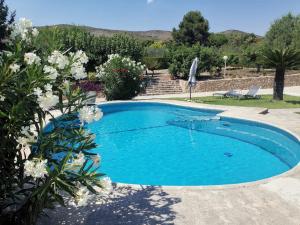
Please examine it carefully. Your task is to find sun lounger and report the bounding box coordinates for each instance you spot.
[227,85,261,99]
[213,90,239,98]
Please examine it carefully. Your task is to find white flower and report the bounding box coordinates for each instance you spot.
[32,28,39,37]
[71,64,87,80]
[33,87,43,97]
[0,95,5,101]
[71,50,89,64]
[48,51,69,69]
[108,54,120,61]
[24,52,41,65]
[9,64,21,73]
[17,126,37,146]
[78,106,103,124]
[37,91,59,110]
[95,66,105,78]
[44,84,53,92]
[92,177,113,195]
[43,65,58,79]
[10,18,33,41]
[24,158,48,179]
[75,186,91,207]
[99,177,113,194]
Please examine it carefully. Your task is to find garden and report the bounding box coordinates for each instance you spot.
[0,0,300,224]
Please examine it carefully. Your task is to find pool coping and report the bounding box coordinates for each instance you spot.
[96,99,300,191]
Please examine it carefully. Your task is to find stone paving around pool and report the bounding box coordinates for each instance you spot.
[38,100,300,225]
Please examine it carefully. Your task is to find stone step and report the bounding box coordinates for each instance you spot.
[142,77,183,95]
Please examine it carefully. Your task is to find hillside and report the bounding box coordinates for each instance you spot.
[40,24,173,41]
[39,25,261,41]
[220,29,262,38]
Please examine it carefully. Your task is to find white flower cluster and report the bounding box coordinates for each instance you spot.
[10,18,39,41]
[33,84,59,110]
[17,126,37,147]
[74,186,91,207]
[0,95,5,101]
[72,176,112,207]
[69,50,89,80]
[70,65,87,80]
[99,177,113,194]
[70,50,89,64]
[24,158,48,179]
[78,106,103,124]
[107,53,120,61]
[24,52,41,65]
[46,50,89,80]
[43,65,59,80]
[121,57,145,71]
[95,65,105,78]
[48,50,69,70]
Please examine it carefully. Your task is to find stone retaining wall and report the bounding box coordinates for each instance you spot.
[180,74,300,92]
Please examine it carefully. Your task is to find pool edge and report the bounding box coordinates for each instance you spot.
[97,99,300,190]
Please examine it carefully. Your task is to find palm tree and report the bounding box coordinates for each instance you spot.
[262,47,300,100]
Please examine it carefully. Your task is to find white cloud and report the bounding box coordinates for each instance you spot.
[147,0,154,4]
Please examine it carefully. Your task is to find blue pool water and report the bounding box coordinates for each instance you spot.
[86,102,300,186]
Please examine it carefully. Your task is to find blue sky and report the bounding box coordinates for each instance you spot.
[6,0,300,35]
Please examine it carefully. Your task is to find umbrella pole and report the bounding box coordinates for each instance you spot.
[189,85,192,101]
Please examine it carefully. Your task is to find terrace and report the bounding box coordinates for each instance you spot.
[1,1,300,225]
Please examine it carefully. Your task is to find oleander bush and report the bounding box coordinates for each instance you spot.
[96,54,145,100]
[0,18,112,225]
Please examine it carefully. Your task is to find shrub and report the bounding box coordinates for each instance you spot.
[96,54,145,100]
[0,18,112,225]
[167,45,222,79]
[167,45,200,79]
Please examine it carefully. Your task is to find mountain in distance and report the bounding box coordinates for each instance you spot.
[40,24,261,41]
[220,29,262,38]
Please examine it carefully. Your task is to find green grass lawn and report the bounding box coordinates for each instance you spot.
[173,95,300,109]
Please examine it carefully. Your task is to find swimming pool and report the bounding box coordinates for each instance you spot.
[87,102,300,186]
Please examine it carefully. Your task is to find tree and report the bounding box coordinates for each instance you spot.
[292,16,300,49]
[242,43,264,72]
[172,11,209,46]
[35,27,144,72]
[167,45,222,79]
[262,47,300,100]
[208,33,228,47]
[0,0,15,50]
[265,13,298,49]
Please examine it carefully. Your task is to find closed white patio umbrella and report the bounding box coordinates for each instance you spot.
[188,57,199,100]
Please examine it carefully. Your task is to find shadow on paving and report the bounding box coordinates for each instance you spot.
[38,185,181,225]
